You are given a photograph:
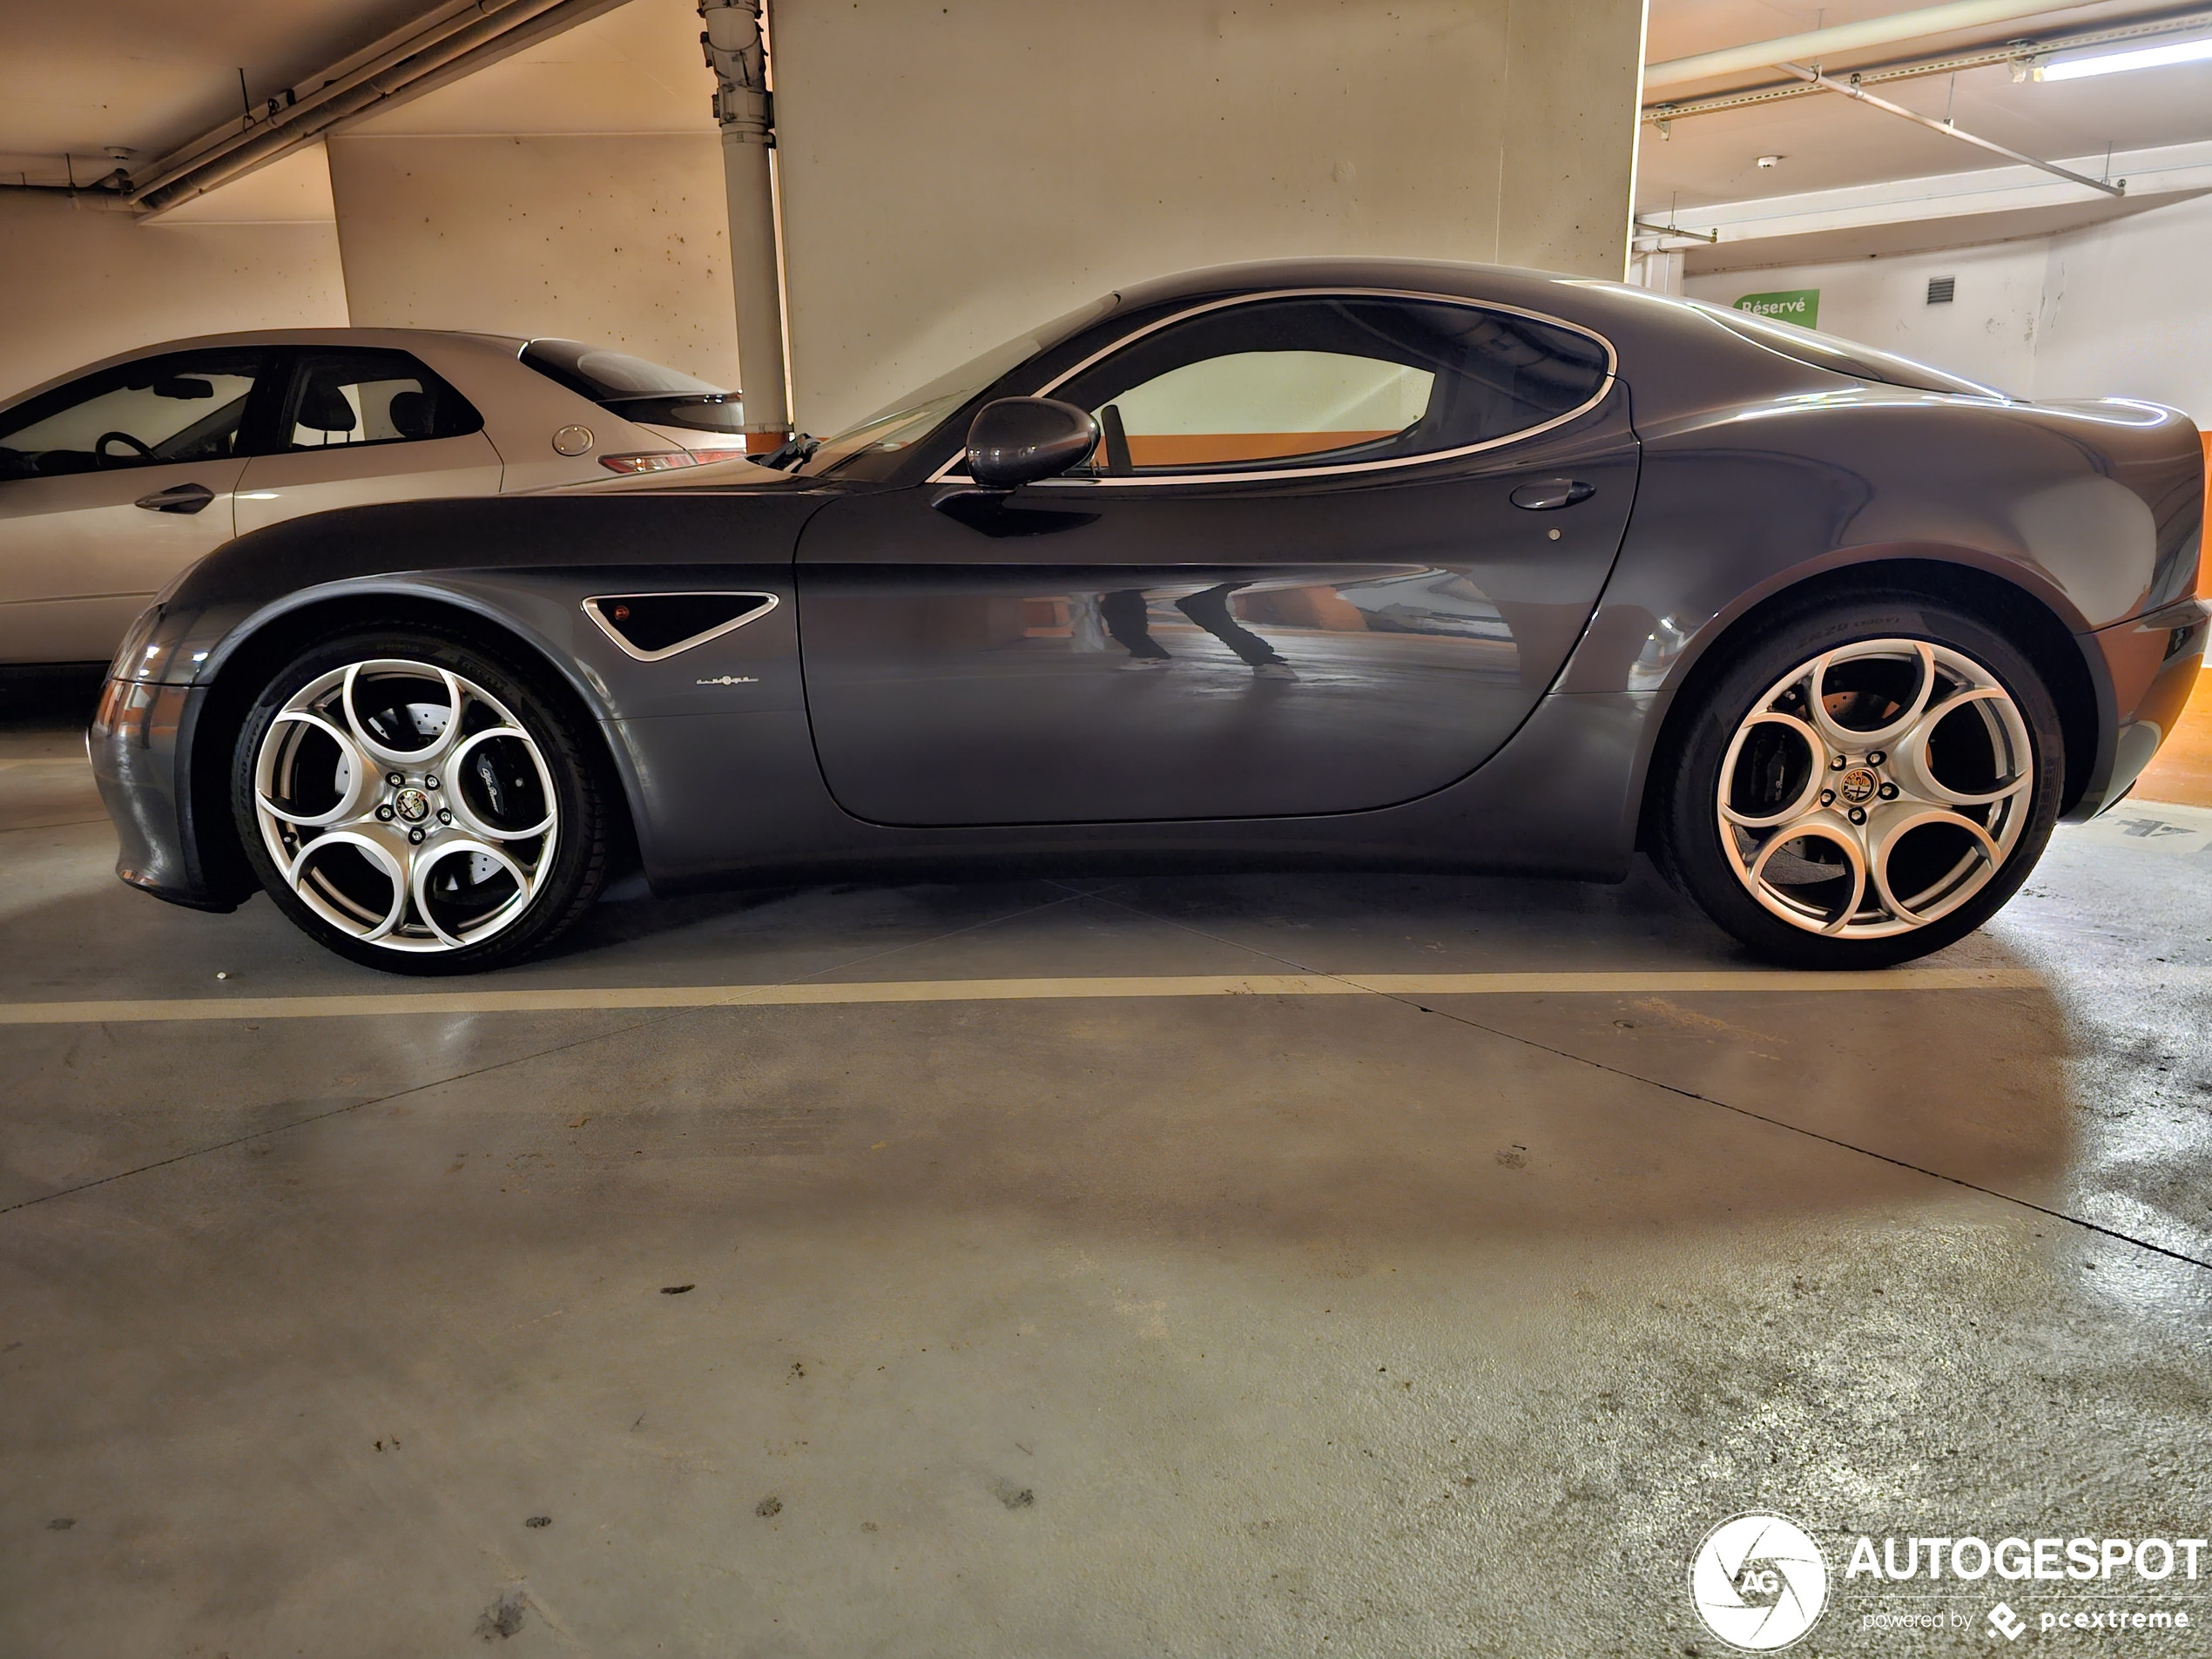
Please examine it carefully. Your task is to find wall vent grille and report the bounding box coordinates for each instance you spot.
[1926,276,1957,306]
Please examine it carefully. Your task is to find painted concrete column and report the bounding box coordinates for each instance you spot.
[699,0,791,452]
[768,0,1647,435]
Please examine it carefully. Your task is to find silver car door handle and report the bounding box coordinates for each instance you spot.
[1508,479,1595,511]
[134,482,217,515]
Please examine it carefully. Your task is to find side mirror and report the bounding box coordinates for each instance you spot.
[966,397,1099,488]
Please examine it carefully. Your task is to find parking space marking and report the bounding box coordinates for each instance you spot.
[0,966,2079,1025]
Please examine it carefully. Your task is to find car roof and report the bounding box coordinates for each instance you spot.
[0,327,530,412]
[1100,256,1676,333]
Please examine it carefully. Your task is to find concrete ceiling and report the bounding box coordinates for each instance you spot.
[0,0,711,190]
[9,0,2203,264]
[0,0,429,184]
[1638,0,2212,212]
[349,1,713,136]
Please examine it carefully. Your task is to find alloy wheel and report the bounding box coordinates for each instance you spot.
[253,658,560,954]
[1716,637,2034,939]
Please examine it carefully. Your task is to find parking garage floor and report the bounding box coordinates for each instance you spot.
[4,679,2211,1656]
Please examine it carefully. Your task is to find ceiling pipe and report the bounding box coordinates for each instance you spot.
[2,179,137,209]
[124,0,513,204]
[700,0,792,449]
[0,0,628,216]
[134,0,610,216]
[1777,60,2126,195]
[1646,0,2084,89]
[1633,217,1719,244]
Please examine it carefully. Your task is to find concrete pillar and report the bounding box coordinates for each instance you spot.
[1634,248,1687,296]
[767,0,1647,434]
[698,0,792,452]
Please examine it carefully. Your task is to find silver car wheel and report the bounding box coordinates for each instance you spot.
[253,658,560,954]
[1716,637,2034,939]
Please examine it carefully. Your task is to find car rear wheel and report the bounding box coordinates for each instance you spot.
[231,630,608,974]
[1655,597,2064,968]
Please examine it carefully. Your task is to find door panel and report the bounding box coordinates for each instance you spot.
[0,342,270,664]
[234,346,502,535]
[0,458,246,663]
[798,393,1638,826]
[235,432,503,536]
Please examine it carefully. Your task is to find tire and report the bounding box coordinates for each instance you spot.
[231,628,609,974]
[1653,594,2063,969]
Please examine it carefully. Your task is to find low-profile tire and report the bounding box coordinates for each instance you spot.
[231,628,609,974]
[1653,594,2063,969]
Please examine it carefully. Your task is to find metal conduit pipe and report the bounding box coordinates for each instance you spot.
[0,0,625,214]
[134,0,583,214]
[126,0,539,206]
[700,0,792,450]
[1645,0,2086,88]
[1777,60,2126,195]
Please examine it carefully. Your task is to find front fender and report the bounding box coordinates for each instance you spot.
[103,489,834,907]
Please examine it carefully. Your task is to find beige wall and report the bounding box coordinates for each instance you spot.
[2,0,1649,435]
[769,0,1646,434]
[325,133,741,388]
[1680,191,2212,427]
[0,160,347,403]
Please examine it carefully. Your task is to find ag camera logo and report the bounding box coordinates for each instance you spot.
[1689,1513,1830,1650]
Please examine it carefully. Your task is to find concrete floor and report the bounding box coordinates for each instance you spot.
[3,674,2211,1656]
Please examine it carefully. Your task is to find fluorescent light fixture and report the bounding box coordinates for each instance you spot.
[2035,34,2212,81]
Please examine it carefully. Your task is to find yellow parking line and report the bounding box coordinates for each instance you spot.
[0,966,2057,1025]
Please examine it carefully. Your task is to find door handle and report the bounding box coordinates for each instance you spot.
[1508,479,1595,511]
[134,482,217,515]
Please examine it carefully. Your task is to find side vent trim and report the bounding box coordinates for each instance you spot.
[581,591,781,662]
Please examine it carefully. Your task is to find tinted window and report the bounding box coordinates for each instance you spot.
[1052,296,1610,475]
[1686,300,2009,399]
[283,348,482,449]
[519,339,725,400]
[610,394,745,435]
[0,347,266,479]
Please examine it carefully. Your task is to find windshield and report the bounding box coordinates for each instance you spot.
[1686,300,2010,400]
[793,294,1118,477]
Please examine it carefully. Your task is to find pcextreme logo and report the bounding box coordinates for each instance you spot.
[1688,1516,2209,1650]
[1689,1514,1830,1650]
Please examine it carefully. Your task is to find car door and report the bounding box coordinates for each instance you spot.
[796,291,1637,826]
[233,346,503,536]
[0,346,272,664]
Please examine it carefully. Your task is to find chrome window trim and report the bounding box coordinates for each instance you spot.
[925,287,1620,489]
[581,591,781,663]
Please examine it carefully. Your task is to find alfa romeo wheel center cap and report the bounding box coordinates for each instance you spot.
[393,786,432,824]
[1838,766,1878,806]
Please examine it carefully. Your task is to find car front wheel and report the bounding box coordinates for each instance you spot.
[231,630,608,974]
[1656,597,2064,968]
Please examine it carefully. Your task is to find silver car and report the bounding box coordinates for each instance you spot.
[0,328,748,665]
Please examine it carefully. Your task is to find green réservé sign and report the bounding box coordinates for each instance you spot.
[1735,289,1819,328]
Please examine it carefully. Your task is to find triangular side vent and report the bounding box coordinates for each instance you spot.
[583,592,779,661]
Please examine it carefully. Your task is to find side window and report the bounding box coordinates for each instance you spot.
[281,348,483,451]
[0,348,266,480]
[1051,296,1610,476]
